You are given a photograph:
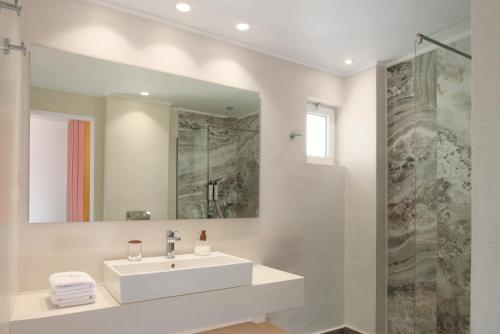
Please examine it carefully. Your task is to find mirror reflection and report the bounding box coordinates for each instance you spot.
[29,46,260,223]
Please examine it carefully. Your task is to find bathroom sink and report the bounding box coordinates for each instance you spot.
[103,252,253,304]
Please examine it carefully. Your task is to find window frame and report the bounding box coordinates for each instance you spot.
[306,102,335,165]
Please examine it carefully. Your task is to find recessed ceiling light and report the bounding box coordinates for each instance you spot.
[176,3,191,13]
[344,58,354,65]
[140,91,150,96]
[236,23,250,31]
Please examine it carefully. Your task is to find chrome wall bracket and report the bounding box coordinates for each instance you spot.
[0,0,22,16]
[2,38,26,55]
[416,33,471,60]
[289,130,302,140]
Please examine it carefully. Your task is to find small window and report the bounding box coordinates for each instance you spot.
[307,102,335,165]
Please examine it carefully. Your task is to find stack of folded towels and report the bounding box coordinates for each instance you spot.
[49,271,97,308]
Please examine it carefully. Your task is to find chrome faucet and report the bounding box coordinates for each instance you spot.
[166,230,181,259]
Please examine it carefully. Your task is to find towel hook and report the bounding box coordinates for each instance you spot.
[289,130,302,140]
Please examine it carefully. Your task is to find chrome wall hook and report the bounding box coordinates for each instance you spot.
[2,38,26,55]
[0,0,22,16]
[289,130,302,140]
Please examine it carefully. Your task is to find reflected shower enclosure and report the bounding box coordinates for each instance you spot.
[176,110,260,220]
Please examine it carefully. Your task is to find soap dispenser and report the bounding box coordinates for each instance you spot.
[194,230,211,256]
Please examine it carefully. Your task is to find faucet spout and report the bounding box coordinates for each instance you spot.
[166,230,181,259]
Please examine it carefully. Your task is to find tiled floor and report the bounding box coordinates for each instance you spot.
[196,322,289,334]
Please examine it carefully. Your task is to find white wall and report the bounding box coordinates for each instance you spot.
[29,116,68,223]
[471,0,500,332]
[337,66,386,334]
[0,6,22,334]
[19,0,346,333]
[103,96,170,221]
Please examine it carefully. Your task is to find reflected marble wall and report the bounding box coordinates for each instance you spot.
[387,38,471,334]
[235,114,260,217]
[177,111,259,219]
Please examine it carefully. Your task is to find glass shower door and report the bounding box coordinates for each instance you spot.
[413,32,471,334]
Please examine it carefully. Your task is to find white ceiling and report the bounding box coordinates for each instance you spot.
[84,0,471,75]
[31,46,260,117]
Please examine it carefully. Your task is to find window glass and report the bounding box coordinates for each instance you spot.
[306,102,335,164]
[307,113,327,158]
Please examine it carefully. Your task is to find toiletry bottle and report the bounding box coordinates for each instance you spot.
[194,230,211,256]
[208,180,214,201]
[213,181,219,200]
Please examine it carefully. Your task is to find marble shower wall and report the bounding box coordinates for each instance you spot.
[387,38,471,334]
[235,114,260,218]
[177,111,259,219]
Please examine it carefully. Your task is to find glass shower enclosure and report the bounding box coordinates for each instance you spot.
[387,21,471,334]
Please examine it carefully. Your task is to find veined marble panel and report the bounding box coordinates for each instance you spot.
[387,37,471,334]
[387,60,417,334]
[236,114,260,217]
[207,125,238,219]
[237,112,260,131]
[177,125,209,219]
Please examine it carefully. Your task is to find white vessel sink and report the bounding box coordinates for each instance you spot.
[103,252,253,304]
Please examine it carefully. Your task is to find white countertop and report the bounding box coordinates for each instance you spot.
[11,265,303,323]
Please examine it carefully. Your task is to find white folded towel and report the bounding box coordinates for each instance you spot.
[50,290,96,304]
[49,271,97,308]
[58,298,95,308]
[50,294,96,308]
[51,286,95,297]
[49,272,96,292]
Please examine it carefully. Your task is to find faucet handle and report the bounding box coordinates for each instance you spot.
[166,230,180,239]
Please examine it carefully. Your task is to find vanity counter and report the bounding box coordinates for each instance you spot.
[10,265,304,334]
[11,285,119,322]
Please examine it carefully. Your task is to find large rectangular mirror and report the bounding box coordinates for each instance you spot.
[29,46,260,223]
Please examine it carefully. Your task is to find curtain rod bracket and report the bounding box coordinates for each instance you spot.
[2,38,26,56]
[0,0,22,16]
